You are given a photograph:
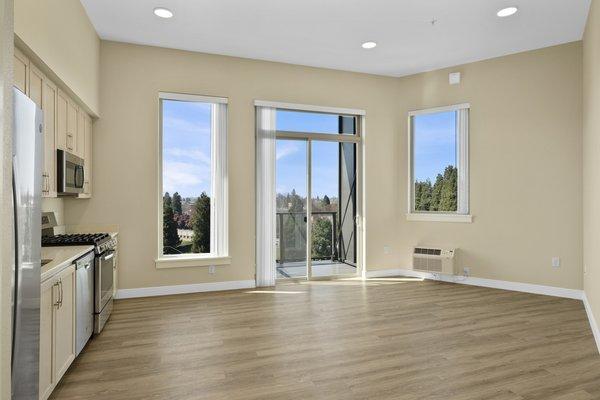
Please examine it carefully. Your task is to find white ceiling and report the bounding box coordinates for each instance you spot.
[81,0,591,77]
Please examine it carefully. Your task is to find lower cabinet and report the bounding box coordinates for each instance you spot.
[39,265,76,400]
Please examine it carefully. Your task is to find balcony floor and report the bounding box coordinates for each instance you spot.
[276,260,356,278]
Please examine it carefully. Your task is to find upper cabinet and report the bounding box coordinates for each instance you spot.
[42,79,58,198]
[13,48,28,94]
[80,114,93,198]
[15,47,94,199]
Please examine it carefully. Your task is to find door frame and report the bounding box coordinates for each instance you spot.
[273,115,364,281]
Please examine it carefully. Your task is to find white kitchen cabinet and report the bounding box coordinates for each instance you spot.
[79,113,93,198]
[28,64,59,198]
[13,47,28,94]
[58,89,79,155]
[42,78,58,197]
[39,265,76,400]
[67,97,79,156]
[15,47,93,200]
[28,63,43,107]
[56,88,69,152]
[39,279,56,400]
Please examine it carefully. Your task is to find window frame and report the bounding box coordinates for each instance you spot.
[407,103,471,223]
[156,92,230,268]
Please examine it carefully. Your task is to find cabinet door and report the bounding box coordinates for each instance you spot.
[66,100,78,154]
[28,64,43,108]
[76,107,85,158]
[82,114,92,197]
[39,279,58,400]
[56,90,68,151]
[13,48,28,93]
[42,79,58,197]
[54,266,75,382]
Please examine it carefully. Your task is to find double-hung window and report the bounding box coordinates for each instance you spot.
[407,103,471,223]
[157,92,229,266]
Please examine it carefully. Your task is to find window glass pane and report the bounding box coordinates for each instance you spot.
[413,111,458,212]
[162,99,212,255]
[276,110,356,134]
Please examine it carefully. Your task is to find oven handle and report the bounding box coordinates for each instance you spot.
[103,253,114,261]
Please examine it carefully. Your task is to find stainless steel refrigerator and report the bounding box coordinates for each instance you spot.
[11,88,43,400]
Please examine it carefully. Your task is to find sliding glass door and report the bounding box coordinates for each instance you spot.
[275,139,308,278]
[310,141,356,277]
[275,122,359,280]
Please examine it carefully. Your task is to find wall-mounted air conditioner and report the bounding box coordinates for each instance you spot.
[412,246,455,275]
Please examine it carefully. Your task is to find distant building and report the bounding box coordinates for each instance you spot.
[177,229,194,242]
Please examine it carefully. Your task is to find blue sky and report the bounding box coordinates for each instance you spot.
[163,102,452,198]
[413,111,456,182]
[162,100,212,198]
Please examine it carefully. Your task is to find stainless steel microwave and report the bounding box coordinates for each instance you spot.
[57,149,84,195]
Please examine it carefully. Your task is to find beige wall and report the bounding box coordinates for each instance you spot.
[65,40,583,291]
[583,0,600,330]
[0,0,12,396]
[14,0,100,115]
[392,42,583,289]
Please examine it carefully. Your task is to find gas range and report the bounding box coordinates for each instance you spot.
[42,233,116,254]
[41,212,116,335]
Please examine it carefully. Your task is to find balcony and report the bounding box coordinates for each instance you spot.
[275,211,356,278]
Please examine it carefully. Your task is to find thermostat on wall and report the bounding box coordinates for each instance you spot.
[449,72,461,85]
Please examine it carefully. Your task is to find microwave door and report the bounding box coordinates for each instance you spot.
[57,149,84,194]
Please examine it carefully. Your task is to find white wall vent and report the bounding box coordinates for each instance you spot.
[412,247,455,274]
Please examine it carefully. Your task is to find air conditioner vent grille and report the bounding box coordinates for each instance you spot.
[414,247,441,256]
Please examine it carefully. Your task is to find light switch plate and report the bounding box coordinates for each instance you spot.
[552,257,560,268]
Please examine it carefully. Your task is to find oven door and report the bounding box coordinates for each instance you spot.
[57,149,84,195]
[95,251,114,313]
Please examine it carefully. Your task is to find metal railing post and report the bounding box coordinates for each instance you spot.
[279,213,285,264]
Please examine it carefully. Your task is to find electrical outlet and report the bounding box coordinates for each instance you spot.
[383,245,391,255]
[552,257,560,269]
[463,267,471,277]
[208,265,216,274]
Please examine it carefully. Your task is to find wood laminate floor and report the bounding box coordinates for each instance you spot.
[50,277,600,400]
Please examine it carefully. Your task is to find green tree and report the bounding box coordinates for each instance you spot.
[191,192,211,253]
[431,174,444,211]
[172,192,182,215]
[323,195,331,205]
[438,166,457,212]
[162,192,180,254]
[414,165,457,212]
[312,217,333,259]
[415,180,432,211]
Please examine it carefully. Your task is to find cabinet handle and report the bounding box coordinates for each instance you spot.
[53,282,60,308]
[59,279,63,308]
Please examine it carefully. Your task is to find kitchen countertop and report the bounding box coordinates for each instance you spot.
[41,245,94,282]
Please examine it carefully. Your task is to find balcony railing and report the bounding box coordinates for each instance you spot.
[276,211,338,264]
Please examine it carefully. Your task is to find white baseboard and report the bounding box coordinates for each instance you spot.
[114,280,256,299]
[583,293,600,354]
[365,268,584,300]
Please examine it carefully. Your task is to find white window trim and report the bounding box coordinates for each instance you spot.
[407,103,471,223]
[254,100,366,116]
[157,93,229,268]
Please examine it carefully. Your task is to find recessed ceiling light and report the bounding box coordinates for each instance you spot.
[153,7,173,18]
[361,41,377,49]
[497,6,518,17]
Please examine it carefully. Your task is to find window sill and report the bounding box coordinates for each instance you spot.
[155,255,232,269]
[406,213,473,223]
